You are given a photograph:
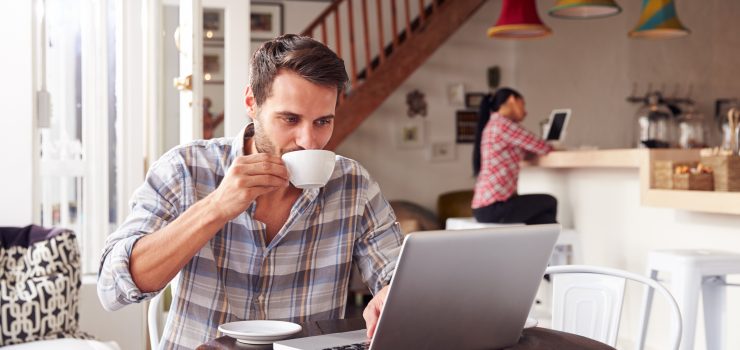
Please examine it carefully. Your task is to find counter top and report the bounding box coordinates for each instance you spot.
[523,148,703,169]
[523,148,740,215]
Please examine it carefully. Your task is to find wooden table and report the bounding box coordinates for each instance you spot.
[197,318,617,350]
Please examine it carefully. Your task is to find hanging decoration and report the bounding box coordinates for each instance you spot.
[629,0,689,39]
[488,0,552,39]
[549,0,622,19]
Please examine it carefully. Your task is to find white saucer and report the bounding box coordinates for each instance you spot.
[524,317,538,329]
[218,320,302,344]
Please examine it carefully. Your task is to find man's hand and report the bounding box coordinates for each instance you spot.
[207,153,289,222]
[363,285,390,339]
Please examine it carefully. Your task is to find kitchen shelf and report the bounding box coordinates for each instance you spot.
[526,148,740,215]
[642,189,740,215]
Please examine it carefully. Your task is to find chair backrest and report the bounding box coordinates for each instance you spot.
[148,280,177,350]
[147,288,166,350]
[0,226,94,346]
[436,190,474,224]
[545,265,682,350]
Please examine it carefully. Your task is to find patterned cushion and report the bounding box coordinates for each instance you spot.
[0,226,92,346]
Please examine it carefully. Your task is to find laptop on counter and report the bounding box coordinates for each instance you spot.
[274,224,560,350]
[543,108,572,148]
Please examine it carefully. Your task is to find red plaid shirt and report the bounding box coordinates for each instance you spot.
[472,113,552,208]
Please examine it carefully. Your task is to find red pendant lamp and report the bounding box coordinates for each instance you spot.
[488,0,552,39]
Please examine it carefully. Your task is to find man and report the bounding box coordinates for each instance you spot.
[98,34,402,349]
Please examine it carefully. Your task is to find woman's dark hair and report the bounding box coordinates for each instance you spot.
[472,87,523,176]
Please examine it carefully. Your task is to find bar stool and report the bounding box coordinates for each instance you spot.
[444,217,580,265]
[636,249,740,350]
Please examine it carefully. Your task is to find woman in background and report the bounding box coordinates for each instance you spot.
[472,88,557,225]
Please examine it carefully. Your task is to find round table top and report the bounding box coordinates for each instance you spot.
[196,318,616,350]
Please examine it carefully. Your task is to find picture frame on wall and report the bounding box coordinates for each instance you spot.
[203,46,224,84]
[203,9,224,42]
[446,83,465,107]
[465,92,487,109]
[251,3,284,41]
[455,110,479,143]
[428,142,456,162]
[393,118,426,149]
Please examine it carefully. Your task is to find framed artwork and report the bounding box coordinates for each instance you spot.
[251,3,284,41]
[455,110,479,143]
[465,92,486,109]
[203,46,224,84]
[203,9,224,42]
[394,118,426,149]
[446,83,465,106]
[428,142,456,162]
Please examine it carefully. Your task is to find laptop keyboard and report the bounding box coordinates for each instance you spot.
[321,341,370,350]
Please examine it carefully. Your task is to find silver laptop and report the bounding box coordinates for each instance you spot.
[274,224,560,350]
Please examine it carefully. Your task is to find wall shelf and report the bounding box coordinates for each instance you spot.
[642,189,740,215]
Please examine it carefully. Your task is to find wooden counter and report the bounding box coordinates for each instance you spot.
[525,149,642,168]
[523,149,740,215]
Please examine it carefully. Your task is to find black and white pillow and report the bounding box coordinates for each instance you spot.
[0,226,93,346]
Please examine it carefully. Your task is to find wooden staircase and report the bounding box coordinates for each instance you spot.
[301,0,487,149]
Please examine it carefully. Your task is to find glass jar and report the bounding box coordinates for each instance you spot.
[724,108,740,154]
[636,92,678,148]
[677,107,708,149]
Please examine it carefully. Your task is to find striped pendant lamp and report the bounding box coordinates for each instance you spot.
[629,0,689,39]
[488,0,552,39]
[549,0,622,19]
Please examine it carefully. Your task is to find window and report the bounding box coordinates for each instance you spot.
[38,0,119,274]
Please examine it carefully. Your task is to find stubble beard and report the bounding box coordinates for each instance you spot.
[253,120,278,155]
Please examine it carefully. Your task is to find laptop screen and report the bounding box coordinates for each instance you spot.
[546,112,568,141]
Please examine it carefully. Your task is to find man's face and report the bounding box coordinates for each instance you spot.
[245,69,337,155]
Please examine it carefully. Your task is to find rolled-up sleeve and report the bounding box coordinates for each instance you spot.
[97,151,184,311]
[353,169,403,295]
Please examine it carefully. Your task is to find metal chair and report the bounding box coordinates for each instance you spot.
[147,284,173,350]
[637,249,740,350]
[545,265,682,350]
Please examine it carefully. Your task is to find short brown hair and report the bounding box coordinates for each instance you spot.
[250,34,349,106]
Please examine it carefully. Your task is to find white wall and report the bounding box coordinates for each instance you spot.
[0,1,36,226]
[514,0,740,150]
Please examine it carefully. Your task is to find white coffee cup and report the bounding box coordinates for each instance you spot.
[281,150,336,189]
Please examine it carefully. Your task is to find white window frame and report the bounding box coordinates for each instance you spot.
[116,0,146,231]
[79,0,112,274]
[36,0,147,275]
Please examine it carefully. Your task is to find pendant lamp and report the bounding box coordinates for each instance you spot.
[549,0,622,19]
[488,0,551,39]
[629,0,689,39]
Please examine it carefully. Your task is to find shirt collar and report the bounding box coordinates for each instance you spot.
[230,123,255,161]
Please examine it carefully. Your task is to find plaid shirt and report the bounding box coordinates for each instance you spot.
[97,125,402,349]
[472,114,552,208]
